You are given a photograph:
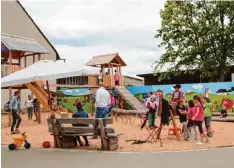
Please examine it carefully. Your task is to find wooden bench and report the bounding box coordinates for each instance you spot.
[47,117,119,151]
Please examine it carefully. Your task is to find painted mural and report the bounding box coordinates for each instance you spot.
[57,88,94,113]
[58,82,234,113]
[127,82,234,113]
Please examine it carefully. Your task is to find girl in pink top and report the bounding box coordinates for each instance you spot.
[114,70,119,86]
[187,100,198,140]
[192,95,209,143]
[107,92,115,115]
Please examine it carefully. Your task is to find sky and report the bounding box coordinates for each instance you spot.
[21,0,166,77]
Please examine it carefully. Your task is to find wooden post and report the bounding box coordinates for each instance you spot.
[38,102,41,124]
[98,119,107,150]
[46,80,58,147]
[24,56,27,68]
[38,53,41,61]
[8,51,13,127]
[9,51,13,98]
[33,54,35,63]
[169,108,180,141]
[90,94,93,116]
[46,80,52,112]
[31,54,35,98]
[18,53,22,107]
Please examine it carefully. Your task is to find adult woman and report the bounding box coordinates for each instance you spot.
[25,95,33,120]
[192,95,209,143]
[9,91,22,134]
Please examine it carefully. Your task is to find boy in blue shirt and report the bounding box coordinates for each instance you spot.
[72,102,89,146]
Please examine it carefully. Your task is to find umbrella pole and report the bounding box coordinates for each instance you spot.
[46,80,53,114]
[46,80,57,148]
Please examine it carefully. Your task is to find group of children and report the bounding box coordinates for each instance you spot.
[176,96,211,143]
[143,83,214,144]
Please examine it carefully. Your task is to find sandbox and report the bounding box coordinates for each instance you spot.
[2,113,234,152]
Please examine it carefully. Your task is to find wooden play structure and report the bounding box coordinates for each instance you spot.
[1,33,67,124]
[56,53,127,88]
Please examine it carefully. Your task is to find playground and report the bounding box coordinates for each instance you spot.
[1,50,234,152]
[1,112,234,152]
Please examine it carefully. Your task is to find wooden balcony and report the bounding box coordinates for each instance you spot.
[1,65,43,89]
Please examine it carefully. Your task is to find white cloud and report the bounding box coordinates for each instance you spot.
[21,0,166,75]
[192,84,203,90]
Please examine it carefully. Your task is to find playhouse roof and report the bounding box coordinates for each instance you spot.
[85,53,127,67]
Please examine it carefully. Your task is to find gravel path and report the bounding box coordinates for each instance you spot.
[2,113,234,152]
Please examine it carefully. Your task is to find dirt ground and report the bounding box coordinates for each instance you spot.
[1,113,234,152]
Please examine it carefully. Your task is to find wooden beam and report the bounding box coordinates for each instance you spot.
[49,84,99,88]
[21,53,38,58]
[4,62,20,65]
[110,63,122,66]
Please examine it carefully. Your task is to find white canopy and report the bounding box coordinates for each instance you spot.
[1,60,86,87]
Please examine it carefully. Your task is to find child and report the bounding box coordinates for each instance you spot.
[146,95,157,129]
[98,69,103,85]
[220,104,227,118]
[187,100,197,140]
[192,95,209,144]
[203,97,213,137]
[72,102,89,146]
[107,92,115,115]
[171,84,183,104]
[114,70,119,86]
[25,95,33,120]
[33,98,39,122]
[176,99,189,140]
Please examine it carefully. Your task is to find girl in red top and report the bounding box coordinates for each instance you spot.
[192,95,209,143]
[146,95,157,129]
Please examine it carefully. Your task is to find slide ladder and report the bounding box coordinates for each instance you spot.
[25,82,68,115]
[114,86,147,113]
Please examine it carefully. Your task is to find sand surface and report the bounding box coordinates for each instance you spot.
[2,113,234,151]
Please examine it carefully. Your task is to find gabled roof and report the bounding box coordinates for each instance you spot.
[85,53,127,67]
[17,1,60,59]
[1,33,49,54]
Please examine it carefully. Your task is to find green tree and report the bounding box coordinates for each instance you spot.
[155,1,234,81]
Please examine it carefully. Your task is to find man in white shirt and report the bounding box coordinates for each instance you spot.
[95,82,110,127]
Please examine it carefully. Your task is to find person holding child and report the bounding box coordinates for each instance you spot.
[72,101,89,147]
[176,99,189,140]
[146,95,158,129]
[203,97,213,137]
[192,95,209,144]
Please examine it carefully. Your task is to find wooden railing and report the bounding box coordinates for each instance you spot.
[1,65,43,88]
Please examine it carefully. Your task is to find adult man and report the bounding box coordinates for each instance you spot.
[95,82,110,127]
[9,91,22,134]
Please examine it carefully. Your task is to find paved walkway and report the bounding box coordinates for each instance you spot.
[2,146,234,168]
